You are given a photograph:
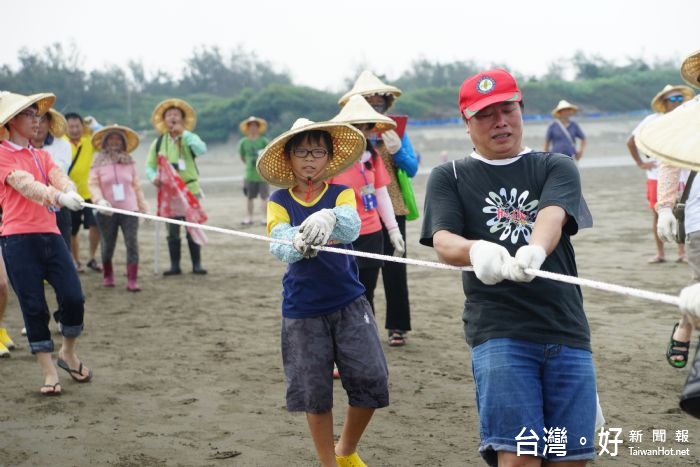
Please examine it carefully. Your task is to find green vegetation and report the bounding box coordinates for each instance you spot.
[0,44,683,142]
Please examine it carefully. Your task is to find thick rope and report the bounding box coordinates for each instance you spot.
[83,202,680,306]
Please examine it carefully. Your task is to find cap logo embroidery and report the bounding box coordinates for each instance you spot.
[476,77,495,94]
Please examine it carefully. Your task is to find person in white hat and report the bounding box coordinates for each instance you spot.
[544,99,586,160]
[339,70,417,347]
[238,116,269,226]
[258,118,388,467]
[0,91,92,395]
[146,98,208,275]
[627,84,695,265]
[89,125,148,292]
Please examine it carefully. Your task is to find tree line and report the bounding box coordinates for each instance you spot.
[0,43,683,143]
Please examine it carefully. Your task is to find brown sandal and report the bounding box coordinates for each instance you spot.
[40,382,62,396]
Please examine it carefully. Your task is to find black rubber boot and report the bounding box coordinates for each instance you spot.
[187,237,207,275]
[163,238,182,276]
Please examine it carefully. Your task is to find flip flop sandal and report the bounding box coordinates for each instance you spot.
[388,331,406,347]
[57,358,93,382]
[648,256,666,264]
[666,323,690,369]
[41,382,61,396]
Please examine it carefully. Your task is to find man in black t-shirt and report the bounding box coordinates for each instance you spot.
[420,69,596,467]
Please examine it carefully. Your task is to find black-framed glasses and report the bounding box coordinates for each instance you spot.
[17,109,40,120]
[666,95,684,103]
[293,148,328,159]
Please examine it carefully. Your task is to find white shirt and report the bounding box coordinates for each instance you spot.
[43,137,72,174]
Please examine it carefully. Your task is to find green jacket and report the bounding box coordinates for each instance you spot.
[146,130,207,195]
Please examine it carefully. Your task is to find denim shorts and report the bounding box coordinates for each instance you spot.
[281,295,389,413]
[471,338,596,466]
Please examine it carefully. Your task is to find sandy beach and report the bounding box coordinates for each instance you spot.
[1,117,700,466]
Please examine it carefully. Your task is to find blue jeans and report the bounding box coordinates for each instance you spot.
[1,233,85,353]
[471,338,596,466]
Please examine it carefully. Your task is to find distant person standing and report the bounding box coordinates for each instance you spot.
[627,84,695,264]
[544,99,586,161]
[145,98,208,275]
[31,108,72,248]
[64,112,101,272]
[339,71,418,346]
[238,116,269,226]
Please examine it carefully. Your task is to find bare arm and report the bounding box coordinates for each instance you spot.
[544,140,551,152]
[626,135,655,170]
[433,230,478,266]
[530,205,567,254]
[575,138,587,161]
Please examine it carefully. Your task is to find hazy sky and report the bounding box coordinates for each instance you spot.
[6,0,699,92]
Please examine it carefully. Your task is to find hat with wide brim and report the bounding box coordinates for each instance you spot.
[681,50,700,89]
[45,108,67,138]
[91,124,140,153]
[651,84,695,113]
[257,118,365,188]
[637,96,700,170]
[551,99,579,117]
[239,116,267,135]
[338,70,402,107]
[330,94,397,133]
[151,98,196,133]
[0,92,55,127]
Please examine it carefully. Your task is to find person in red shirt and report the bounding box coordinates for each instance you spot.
[0,92,91,395]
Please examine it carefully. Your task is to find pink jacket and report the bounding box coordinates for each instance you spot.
[88,152,148,213]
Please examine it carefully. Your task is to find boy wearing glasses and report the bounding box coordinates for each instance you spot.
[258,118,388,467]
[626,84,695,265]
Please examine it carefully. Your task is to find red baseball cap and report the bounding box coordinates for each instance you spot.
[458,69,522,119]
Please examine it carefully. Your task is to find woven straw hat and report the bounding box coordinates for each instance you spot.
[151,98,197,133]
[637,96,700,170]
[681,50,700,89]
[0,92,55,127]
[650,84,695,113]
[45,108,67,138]
[239,116,267,135]
[330,94,397,132]
[91,124,140,153]
[338,70,402,107]
[256,118,365,188]
[551,99,579,117]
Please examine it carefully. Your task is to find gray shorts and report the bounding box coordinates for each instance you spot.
[281,295,389,413]
[243,180,269,200]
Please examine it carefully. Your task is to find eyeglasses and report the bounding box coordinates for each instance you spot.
[666,95,685,103]
[17,110,40,120]
[292,148,328,159]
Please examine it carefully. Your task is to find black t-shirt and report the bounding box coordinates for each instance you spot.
[420,152,593,350]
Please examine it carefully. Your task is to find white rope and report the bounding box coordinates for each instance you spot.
[83,203,680,307]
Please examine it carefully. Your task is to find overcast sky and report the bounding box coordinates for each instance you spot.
[6,0,699,92]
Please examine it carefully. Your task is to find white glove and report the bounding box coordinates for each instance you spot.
[469,240,512,285]
[679,283,700,321]
[388,227,405,257]
[506,245,547,282]
[292,231,318,259]
[57,191,84,211]
[95,199,113,216]
[382,130,402,155]
[657,207,677,243]
[299,209,336,246]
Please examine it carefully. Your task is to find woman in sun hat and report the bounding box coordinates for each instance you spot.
[0,91,92,395]
[29,108,72,248]
[145,98,208,275]
[544,99,587,160]
[89,124,148,292]
[339,70,417,347]
[627,83,695,265]
[328,95,407,345]
[259,117,388,467]
[238,116,269,225]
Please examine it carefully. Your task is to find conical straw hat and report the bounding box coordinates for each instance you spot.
[46,109,67,138]
[151,98,197,133]
[681,50,700,89]
[338,70,402,107]
[239,116,268,135]
[92,124,140,153]
[551,99,579,117]
[637,97,700,170]
[256,118,365,188]
[330,94,397,132]
[650,84,695,113]
[0,91,55,126]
